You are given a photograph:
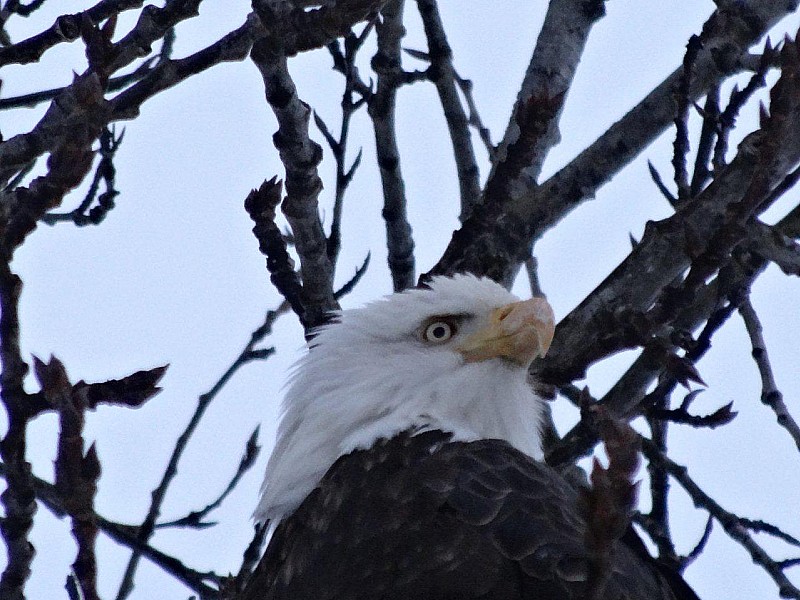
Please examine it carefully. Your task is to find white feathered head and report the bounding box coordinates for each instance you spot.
[255,274,555,524]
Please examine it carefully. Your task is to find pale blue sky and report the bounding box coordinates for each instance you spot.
[4,2,800,598]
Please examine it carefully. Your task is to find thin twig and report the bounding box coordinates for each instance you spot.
[42,126,123,226]
[647,160,677,206]
[115,307,284,600]
[712,39,775,173]
[641,437,800,599]
[739,517,800,547]
[230,523,269,595]
[690,85,720,196]
[334,252,371,300]
[672,35,702,204]
[739,298,800,452]
[319,23,372,269]
[453,70,494,159]
[415,0,481,221]
[684,515,714,567]
[649,401,737,429]
[156,427,262,530]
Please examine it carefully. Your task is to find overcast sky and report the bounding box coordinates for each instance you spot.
[4,1,800,598]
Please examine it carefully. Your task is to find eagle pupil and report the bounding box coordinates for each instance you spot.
[424,320,454,342]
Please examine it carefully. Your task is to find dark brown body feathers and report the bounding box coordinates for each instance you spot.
[243,430,699,600]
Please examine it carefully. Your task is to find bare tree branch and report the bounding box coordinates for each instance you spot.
[156,427,261,530]
[41,126,123,226]
[747,218,800,276]
[415,0,481,221]
[487,0,605,198]
[0,73,107,247]
[35,357,101,600]
[254,0,387,57]
[647,160,678,206]
[739,298,800,452]
[0,0,143,67]
[245,178,306,322]
[0,262,34,600]
[319,23,372,268]
[5,2,800,598]
[252,35,339,331]
[690,84,720,196]
[547,199,800,466]
[115,308,282,600]
[369,0,416,291]
[641,437,800,599]
[536,40,800,388]
[0,461,222,597]
[427,0,799,283]
[672,35,702,204]
[110,14,262,120]
[452,71,494,159]
[713,41,774,172]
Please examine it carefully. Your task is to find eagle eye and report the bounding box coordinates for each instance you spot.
[422,318,457,344]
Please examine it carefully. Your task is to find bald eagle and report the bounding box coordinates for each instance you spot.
[243,275,700,600]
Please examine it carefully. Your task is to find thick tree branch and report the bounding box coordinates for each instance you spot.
[252,39,338,331]
[534,41,800,388]
[0,0,143,67]
[486,0,605,203]
[426,0,799,283]
[253,0,386,57]
[0,262,34,600]
[105,0,201,74]
[110,14,262,120]
[245,179,306,321]
[369,0,416,291]
[425,0,605,285]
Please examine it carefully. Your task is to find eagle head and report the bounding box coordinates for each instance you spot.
[255,274,555,524]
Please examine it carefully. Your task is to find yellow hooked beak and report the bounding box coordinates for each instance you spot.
[456,297,555,366]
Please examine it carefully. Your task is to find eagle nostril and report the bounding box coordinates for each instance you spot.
[495,304,514,322]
